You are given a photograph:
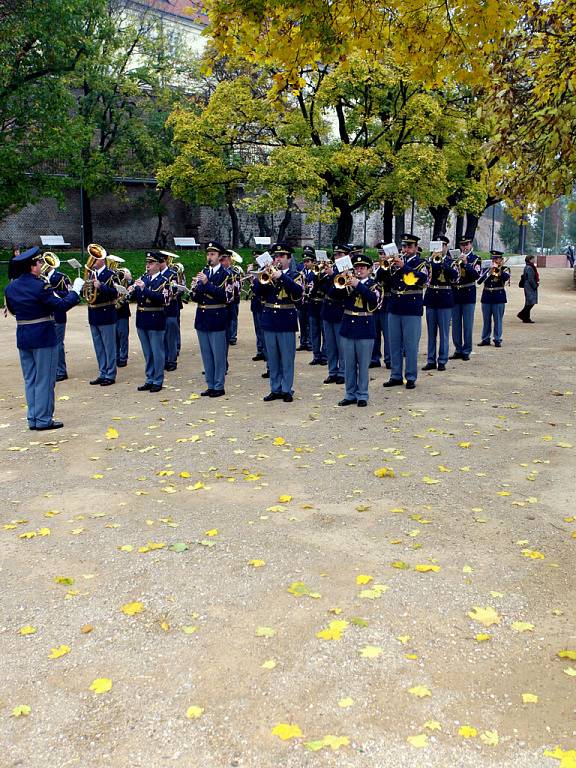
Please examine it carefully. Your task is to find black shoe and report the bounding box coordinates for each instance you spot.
[323,375,338,384]
[149,384,163,392]
[461,355,470,361]
[516,312,525,320]
[309,359,322,366]
[320,358,328,365]
[263,392,283,402]
[494,341,502,347]
[252,354,266,361]
[422,363,436,371]
[229,340,237,346]
[28,425,37,430]
[437,363,446,371]
[524,320,535,324]
[200,389,214,396]
[36,421,64,431]
[369,361,381,369]
[261,371,270,378]
[357,400,367,407]
[209,389,225,397]
[165,363,177,371]
[477,340,491,346]
[406,380,416,389]
[100,379,115,386]
[56,374,68,382]
[296,345,308,352]
[283,393,293,402]
[335,376,345,384]
[338,398,357,406]
[385,363,392,370]
[138,383,152,391]
[90,377,105,385]
[383,378,403,388]
[117,361,127,368]
[450,352,464,360]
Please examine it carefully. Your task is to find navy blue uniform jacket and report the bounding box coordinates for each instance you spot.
[87,267,118,326]
[192,266,229,332]
[388,255,428,317]
[327,278,379,339]
[133,273,168,330]
[254,270,304,332]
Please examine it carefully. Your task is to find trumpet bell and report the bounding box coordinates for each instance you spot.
[334,273,352,288]
[41,251,60,272]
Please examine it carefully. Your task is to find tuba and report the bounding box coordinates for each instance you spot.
[159,250,177,267]
[83,243,107,305]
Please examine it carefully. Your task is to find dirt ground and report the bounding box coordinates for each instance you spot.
[1,269,575,768]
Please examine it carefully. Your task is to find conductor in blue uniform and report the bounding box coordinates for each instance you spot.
[190,241,230,398]
[5,247,84,430]
[384,234,428,389]
[423,236,458,371]
[253,242,304,402]
[477,250,510,347]
[131,251,169,392]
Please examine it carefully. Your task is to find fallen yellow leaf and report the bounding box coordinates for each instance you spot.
[186,705,204,719]
[89,678,112,694]
[271,723,302,740]
[48,644,71,659]
[121,601,144,616]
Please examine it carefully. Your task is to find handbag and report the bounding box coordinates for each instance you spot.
[518,273,526,288]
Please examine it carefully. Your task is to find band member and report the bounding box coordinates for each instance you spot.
[307,248,328,366]
[477,250,510,347]
[190,241,230,398]
[384,234,428,390]
[85,247,118,386]
[253,242,304,402]
[42,253,72,381]
[227,251,243,346]
[320,252,346,385]
[451,237,481,360]
[327,253,379,406]
[160,256,180,372]
[131,252,169,392]
[115,267,132,368]
[371,242,392,370]
[5,247,84,430]
[219,250,240,359]
[247,253,268,366]
[423,236,458,371]
[297,246,314,351]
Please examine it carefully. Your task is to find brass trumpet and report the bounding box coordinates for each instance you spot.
[334,271,354,289]
[259,265,277,284]
[431,253,443,264]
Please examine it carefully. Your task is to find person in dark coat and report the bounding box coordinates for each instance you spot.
[517,255,539,323]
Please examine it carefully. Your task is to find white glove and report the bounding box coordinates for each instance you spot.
[71,277,85,294]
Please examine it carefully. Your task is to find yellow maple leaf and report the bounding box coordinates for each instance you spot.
[271,723,303,740]
[249,559,266,567]
[255,626,276,638]
[48,644,71,659]
[278,494,292,502]
[458,441,471,448]
[105,427,119,439]
[89,677,112,694]
[391,560,409,569]
[272,437,286,446]
[11,704,31,717]
[558,650,576,660]
[403,271,418,286]
[19,625,37,636]
[205,528,218,537]
[423,720,442,731]
[480,730,499,746]
[407,734,428,748]
[179,471,191,478]
[338,697,354,708]
[186,705,204,719]
[459,725,477,738]
[408,685,431,698]
[475,633,491,642]
[544,747,576,767]
[468,606,501,627]
[356,574,373,585]
[521,548,545,559]
[422,476,440,484]
[415,564,440,573]
[316,620,348,640]
[121,601,144,616]
[359,645,382,658]
[522,693,538,703]
[374,466,395,478]
[306,734,349,751]
[261,659,276,669]
[512,621,534,632]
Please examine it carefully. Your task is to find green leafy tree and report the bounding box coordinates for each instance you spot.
[499,208,520,252]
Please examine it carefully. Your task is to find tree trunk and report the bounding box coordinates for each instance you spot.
[225,187,240,248]
[518,218,527,254]
[257,214,271,237]
[430,205,450,239]
[277,195,294,242]
[455,214,464,245]
[333,199,353,245]
[81,186,93,247]
[394,210,405,247]
[153,189,167,248]
[382,200,393,243]
[465,212,480,241]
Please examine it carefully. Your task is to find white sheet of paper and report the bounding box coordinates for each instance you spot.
[429,240,444,252]
[335,255,353,272]
[256,252,273,267]
[67,258,82,269]
[382,242,398,256]
[315,249,328,261]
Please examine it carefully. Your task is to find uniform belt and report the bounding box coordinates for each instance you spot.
[344,309,371,317]
[310,297,323,303]
[427,285,453,290]
[17,315,54,325]
[391,289,423,296]
[137,306,165,312]
[264,303,295,309]
[483,286,505,291]
[89,301,116,308]
[197,304,226,309]
[456,282,476,288]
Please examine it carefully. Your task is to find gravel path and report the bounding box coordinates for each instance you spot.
[1,268,575,768]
